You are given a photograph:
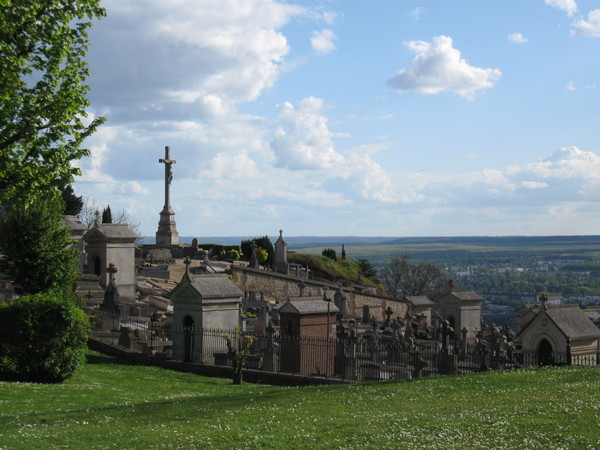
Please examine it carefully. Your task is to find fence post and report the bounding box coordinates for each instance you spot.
[566,337,572,366]
[412,349,423,379]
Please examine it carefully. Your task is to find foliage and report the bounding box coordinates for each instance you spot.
[288,252,382,292]
[0,0,106,206]
[380,254,451,300]
[0,194,79,296]
[101,205,112,223]
[198,243,240,256]
[228,249,240,261]
[224,328,254,384]
[240,236,274,266]
[0,355,598,447]
[322,248,337,260]
[356,258,378,282]
[256,247,268,265]
[60,184,83,216]
[0,293,90,382]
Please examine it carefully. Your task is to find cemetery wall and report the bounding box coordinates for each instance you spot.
[231,266,411,320]
[88,337,348,386]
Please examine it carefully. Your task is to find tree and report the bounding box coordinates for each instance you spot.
[380,254,451,301]
[224,327,254,385]
[60,184,83,216]
[101,205,112,223]
[0,1,106,206]
[0,194,79,297]
[79,198,141,237]
[322,248,337,260]
[341,244,346,260]
[356,258,378,282]
[112,208,141,237]
[241,236,274,266]
[379,254,410,298]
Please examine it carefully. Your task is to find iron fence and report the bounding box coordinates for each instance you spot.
[88,310,599,382]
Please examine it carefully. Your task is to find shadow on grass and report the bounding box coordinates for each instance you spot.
[85,352,129,365]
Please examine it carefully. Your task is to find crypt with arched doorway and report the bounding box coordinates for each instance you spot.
[170,261,243,363]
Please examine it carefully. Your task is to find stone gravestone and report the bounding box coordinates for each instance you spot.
[273,229,288,274]
[101,263,121,315]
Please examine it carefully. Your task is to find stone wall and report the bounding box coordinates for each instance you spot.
[231,266,411,320]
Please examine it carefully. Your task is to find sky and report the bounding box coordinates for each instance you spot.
[74,0,600,238]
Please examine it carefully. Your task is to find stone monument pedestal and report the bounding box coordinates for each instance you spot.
[156,207,179,245]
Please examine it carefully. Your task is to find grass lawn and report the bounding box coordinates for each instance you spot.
[0,352,599,449]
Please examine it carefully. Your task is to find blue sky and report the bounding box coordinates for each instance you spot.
[74,0,600,237]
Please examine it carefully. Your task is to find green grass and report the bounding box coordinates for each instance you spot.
[1,352,599,449]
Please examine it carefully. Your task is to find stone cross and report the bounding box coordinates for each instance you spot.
[159,146,176,209]
[106,263,117,284]
[184,256,191,276]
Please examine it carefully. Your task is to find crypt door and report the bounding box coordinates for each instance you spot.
[537,338,554,366]
[183,315,195,362]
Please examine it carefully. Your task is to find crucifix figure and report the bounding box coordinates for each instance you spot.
[155,145,179,245]
[159,146,176,210]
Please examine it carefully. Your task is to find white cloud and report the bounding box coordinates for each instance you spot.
[567,81,577,91]
[88,0,302,121]
[271,97,344,170]
[508,146,600,181]
[519,181,548,189]
[508,33,527,43]
[310,29,337,54]
[201,151,261,180]
[388,35,502,100]
[571,9,600,37]
[408,7,425,21]
[320,11,339,25]
[129,181,150,195]
[545,0,577,16]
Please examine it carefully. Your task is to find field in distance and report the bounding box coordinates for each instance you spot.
[289,235,600,266]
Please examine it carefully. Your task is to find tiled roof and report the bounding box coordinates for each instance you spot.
[442,290,483,302]
[406,295,433,305]
[546,305,600,339]
[280,297,340,314]
[189,274,243,298]
[84,223,138,241]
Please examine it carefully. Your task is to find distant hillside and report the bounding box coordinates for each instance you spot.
[138,236,395,246]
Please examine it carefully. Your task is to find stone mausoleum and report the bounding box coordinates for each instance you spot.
[83,218,138,303]
[170,263,243,363]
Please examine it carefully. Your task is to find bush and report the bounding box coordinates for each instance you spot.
[240,236,274,266]
[0,293,90,383]
[322,248,337,260]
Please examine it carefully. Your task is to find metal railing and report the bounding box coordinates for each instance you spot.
[88,310,599,382]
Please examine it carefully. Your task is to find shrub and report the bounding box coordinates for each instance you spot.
[241,236,274,266]
[0,293,90,383]
[322,248,337,260]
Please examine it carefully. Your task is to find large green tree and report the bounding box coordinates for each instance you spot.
[0,0,105,206]
[0,194,79,297]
